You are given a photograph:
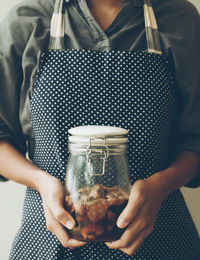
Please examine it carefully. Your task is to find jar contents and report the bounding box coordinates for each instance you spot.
[65,184,129,242]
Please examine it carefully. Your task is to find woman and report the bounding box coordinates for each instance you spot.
[0,0,200,259]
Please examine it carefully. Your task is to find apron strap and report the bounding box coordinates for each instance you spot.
[49,0,162,55]
[49,0,65,49]
[144,0,162,54]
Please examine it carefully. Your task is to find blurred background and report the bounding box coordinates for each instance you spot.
[0,0,200,259]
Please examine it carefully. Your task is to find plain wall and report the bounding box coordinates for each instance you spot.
[0,0,200,259]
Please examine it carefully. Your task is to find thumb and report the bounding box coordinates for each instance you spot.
[117,182,147,228]
[47,193,76,230]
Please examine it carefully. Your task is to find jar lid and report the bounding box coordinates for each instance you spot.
[68,125,128,147]
[68,125,128,137]
[69,136,128,146]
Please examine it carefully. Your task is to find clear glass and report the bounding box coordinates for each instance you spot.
[64,149,131,242]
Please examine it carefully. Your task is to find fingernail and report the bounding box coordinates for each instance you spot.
[117,218,126,228]
[66,221,74,230]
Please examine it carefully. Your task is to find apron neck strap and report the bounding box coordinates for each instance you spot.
[49,0,162,55]
[49,0,65,49]
[144,0,162,54]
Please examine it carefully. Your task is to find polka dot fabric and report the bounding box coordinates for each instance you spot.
[9,49,200,260]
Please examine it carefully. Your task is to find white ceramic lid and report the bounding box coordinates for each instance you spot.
[68,125,128,137]
[69,136,128,145]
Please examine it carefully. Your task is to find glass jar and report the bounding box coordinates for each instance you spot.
[64,125,131,242]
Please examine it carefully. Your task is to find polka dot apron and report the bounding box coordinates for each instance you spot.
[9,0,200,259]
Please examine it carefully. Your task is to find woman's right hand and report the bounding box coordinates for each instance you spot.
[38,173,86,249]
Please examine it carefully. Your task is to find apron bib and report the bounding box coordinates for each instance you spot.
[10,1,200,259]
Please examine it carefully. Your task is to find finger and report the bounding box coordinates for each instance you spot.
[49,218,86,248]
[44,203,86,248]
[66,238,87,248]
[117,181,147,228]
[49,198,76,229]
[119,229,150,256]
[106,217,147,249]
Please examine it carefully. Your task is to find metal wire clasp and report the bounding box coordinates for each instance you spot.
[86,137,109,176]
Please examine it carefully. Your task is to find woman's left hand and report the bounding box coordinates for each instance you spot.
[105,174,169,256]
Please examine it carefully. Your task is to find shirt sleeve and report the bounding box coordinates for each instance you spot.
[0,0,52,181]
[159,1,200,187]
[0,117,26,181]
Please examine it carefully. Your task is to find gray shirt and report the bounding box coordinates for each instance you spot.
[0,0,200,186]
